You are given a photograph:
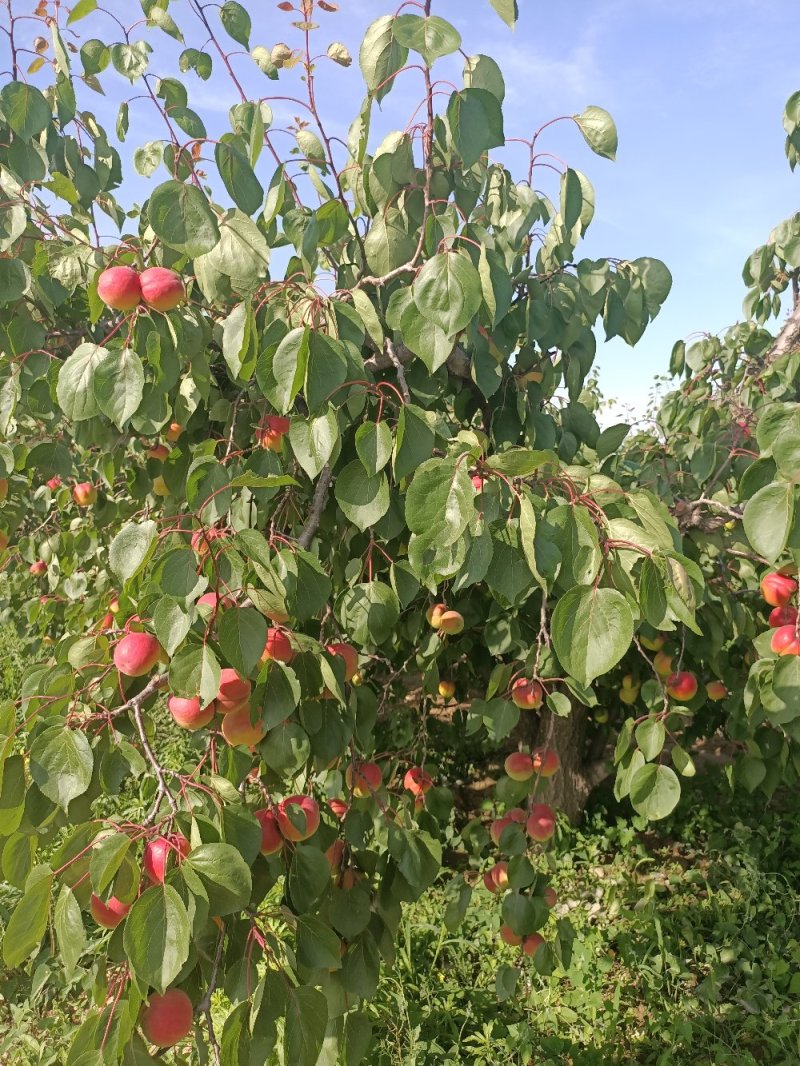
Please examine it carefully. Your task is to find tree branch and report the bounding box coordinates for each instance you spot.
[767,298,800,363]
[364,341,471,380]
[385,339,410,402]
[672,497,743,533]
[127,676,178,823]
[297,464,332,549]
[195,926,225,1066]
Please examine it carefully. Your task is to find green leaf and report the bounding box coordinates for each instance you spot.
[272,327,310,414]
[29,726,93,811]
[57,343,106,421]
[159,549,205,600]
[392,15,461,67]
[334,461,390,531]
[635,718,666,762]
[463,53,505,102]
[93,347,144,429]
[596,423,630,459]
[284,986,328,1066]
[0,83,51,141]
[289,410,339,479]
[341,931,381,998]
[0,756,25,837]
[489,0,518,29]
[364,215,417,275]
[27,441,73,478]
[218,607,267,677]
[3,868,53,968]
[574,105,618,161]
[148,6,184,42]
[413,253,482,335]
[287,846,330,912]
[215,139,264,215]
[551,586,634,686]
[147,180,220,258]
[394,403,435,480]
[186,843,252,915]
[330,884,372,940]
[405,456,473,546]
[89,832,131,893]
[109,521,157,584]
[337,582,400,646]
[169,644,221,707]
[447,89,505,167]
[67,0,97,24]
[111,41,152,82]
[179,47,213,80]
[296,914,343,970]
[305,333,347,414]
[219,1,251,48]
[54,885,85,976]
[350,288,384,349]
[355,421,392,475]
[123,884,190,993]
[400,300,452,371]
[359,16,408,103]
[743,481,794,562]
[629,763,681,820]
[0,201,26,253]
[771,655,800,721]
[221,301,251,380]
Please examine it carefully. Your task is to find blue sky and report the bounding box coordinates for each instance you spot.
[21,0,800,417]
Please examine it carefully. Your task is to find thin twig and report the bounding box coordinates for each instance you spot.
[297,464,332,549]
[196,927,225,1066]
[129,680,178,821]
[385,339,410,402]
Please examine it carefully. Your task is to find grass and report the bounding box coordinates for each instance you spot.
[367,772,800,1065]
[1,777,798,1065]
[1,626,798,1064]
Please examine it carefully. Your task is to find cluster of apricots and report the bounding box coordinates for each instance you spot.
[426,601,465,634]
[623,632,727,707]
[484,743,561,960]
[97,264,186,313]
[762,570,800,655]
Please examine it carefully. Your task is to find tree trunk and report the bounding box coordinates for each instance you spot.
[518,705,609,824]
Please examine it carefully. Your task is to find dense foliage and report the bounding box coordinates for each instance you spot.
[0,0,798,1060]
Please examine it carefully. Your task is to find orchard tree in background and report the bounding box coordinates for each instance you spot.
[0,0,796,1059]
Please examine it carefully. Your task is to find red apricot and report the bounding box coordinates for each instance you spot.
[771,625,800,655]
[665,671,698,702]
[276,795,320,841]
[73,482,97,506]
[140,267,186,312]
[254,809,283,856]
[142,834,190,884]
[167,695,215,731]
[262,627,294,665]
[403,766,433,796]
[345,761,382,798]
[215,668,251,712]
[326,642,358,681]
[761,572,797,608]
[531,747,560,777]
[97,265,141,311]
[140,988,194,1048]
[113,631,162,677]
[221,704,265,747]
[526,803,556,842]
[89,893,131,929]
[511,678,543,710]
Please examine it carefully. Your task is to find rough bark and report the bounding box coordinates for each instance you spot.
[518,705,610,824]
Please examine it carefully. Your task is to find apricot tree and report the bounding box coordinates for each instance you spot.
[0,0,772,1060]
